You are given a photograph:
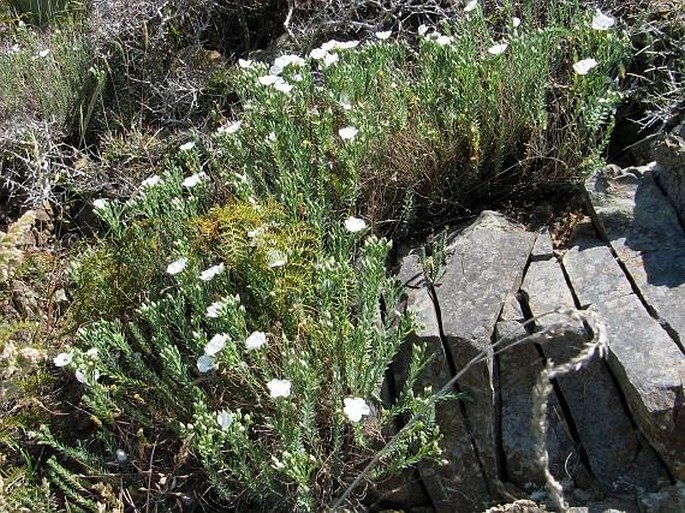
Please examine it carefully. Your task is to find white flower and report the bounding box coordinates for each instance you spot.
[200,263,225,282]
[344,216,367,233]
[464,0,478,12]
[92,198,108,210]
[53,352,73,367]
[245,331,267,351]
[436,35,452,46]
[86,348,98,359]
[323,52,339,68]
[573,58,598,75]
[488,43,509,55]
[197,354,215,373]
[337,40,359,50]
[258,75,280,86]
[320,39,341,52]
[206,300,226,318]
[179,141,195,151]
[267,250,287,268]
[10,44,20,54]
[274,80,293,94]
[216,409,233,429]
[418,24,429,36]
[343,397,371,422]
[592,9,615,31]
[375,30,392,40]
[266,378,291,398]
[512,16,521,28]
[238,58,253,68]
[166,258,187,275]
[309,48,328,60]
[338,126,358,140]
[217,121,241,134]
[247,227,264,238]
[274,54,305,69]
[182,172,208,188]
[38,49,50,58]
[293,73,303,82]
[269,64,283,75]
[75,368,100,385]
[140,175,161,188]
[205,333,228,356]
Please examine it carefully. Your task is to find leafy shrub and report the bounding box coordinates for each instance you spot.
[32,2,632,512]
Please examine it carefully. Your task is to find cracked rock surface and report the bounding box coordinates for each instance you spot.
[384,164,685,513]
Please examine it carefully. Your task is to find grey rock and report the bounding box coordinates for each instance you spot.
[436,211,536,494]
[394,251,490,513]
[585,164,685,347]
[638,481,685,513]
[588,293,685,481]
[524,259,667,492]
[531,231,555,261]
[496,296,582,489]
[654,124,685,225]
[561,239,632,307]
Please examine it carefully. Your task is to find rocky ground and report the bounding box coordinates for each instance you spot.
[375,125,685,513]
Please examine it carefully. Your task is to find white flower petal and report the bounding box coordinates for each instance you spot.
[258,75,280,86]
[320,39,341,52]
[140,175,161,188]
[269,63,283,75]
[592,9,615,31]
[273,81,293,94]
[309,48,328,60]
[245,331,267,351]
[337,40,359,50]
[573,58,598,75]
[179,141,195,151]
[206,300,226,318]
[323,52,339,68]
[238,58,253,68]
[267,250,287,268]
[166,258,187,275]
[512,16,521,28]
[38,49,50,58]
[344,216,367,233]
[217,121,241,134]
[216,409,233,429]
[86,348,98,359]
[75,368,100,385]
[488,43,509,55]
[418,24,429,36]
[464,0,478,12]
[200,263,225,282]
[343,397,371,422]
[274,54,305,69]
[375,30,392,40]
[197,354,216,373]
[53,352,73,367]
[93,198,108,210]
[436,35,452,46]
[182,172,209,188]
[266,378,292,398]
[338,126,358,140]
[205,333,228,356]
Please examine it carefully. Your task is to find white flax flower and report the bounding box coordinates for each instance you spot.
[488,43,509,55]
[592,9,615,31]
[197,354,215,373]
[344,216,367,233]
[200,263,225,282]
[573,58,598,75]
[343,397,371,422]
[182,172,208,188]
[205,333,228,356]
[267,378,292,398]
[53,352,73,367]
[206,300,226,318]
[375,30,392,40]
[216,409,233,429]
[338,126,358,140]
[179,141,195,151]
[166,258,187,275]
[464,0,478,12]
[245,331,267,351]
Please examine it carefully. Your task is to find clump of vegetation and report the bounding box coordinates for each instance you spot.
[0,0,681,512]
